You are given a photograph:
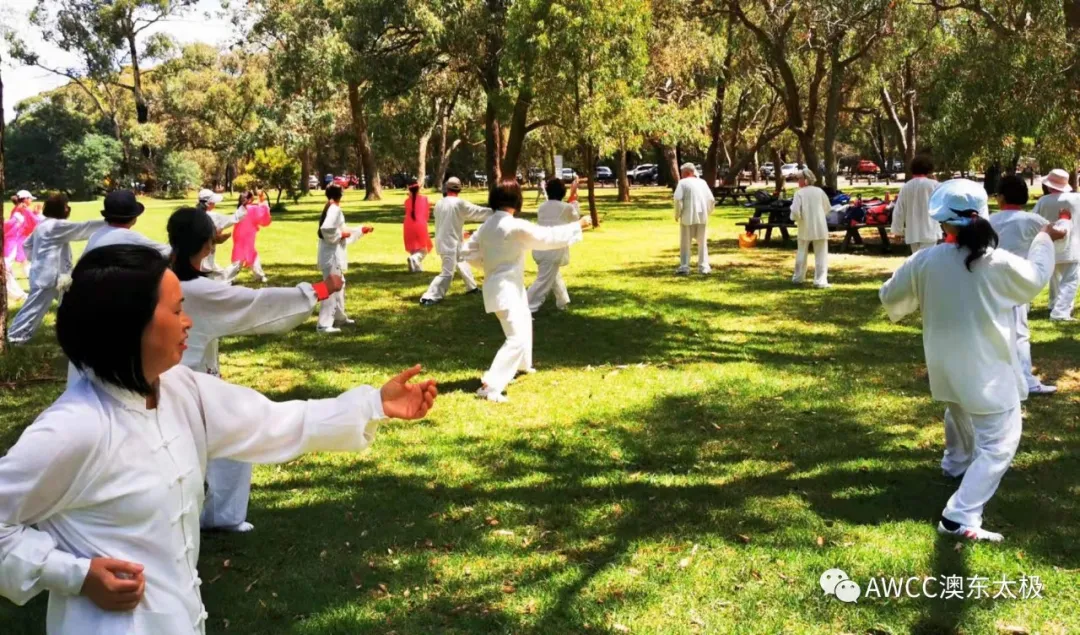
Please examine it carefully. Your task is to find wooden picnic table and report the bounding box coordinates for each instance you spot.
[712,184,756,205]
[835,223,893,253]
[735,203,795,244]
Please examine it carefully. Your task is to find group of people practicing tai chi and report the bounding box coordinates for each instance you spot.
[0,160,1074,633]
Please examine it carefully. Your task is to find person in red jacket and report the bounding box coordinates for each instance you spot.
[403,178,433,272]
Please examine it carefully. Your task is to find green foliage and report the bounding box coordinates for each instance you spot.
[157,152,203,197]
[4,90,95,192]
[61,133,124,199]
[244,148,301,203]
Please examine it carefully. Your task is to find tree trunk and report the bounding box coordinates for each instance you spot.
[704,75,727,187]
[125,30,150,161]
[0,61,6,348]
[771,147,784,196]
[580,140,600,227]
[435,139,461,193]
[823,48,844,190]
[657,142,679,189]
[545,146,556,181]
[616,140,631,202]
[501,76,534,180]
[300,147,311,195]
[418,124,434,190]
[347,81,382,200]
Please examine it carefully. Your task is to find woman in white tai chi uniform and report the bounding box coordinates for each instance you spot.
[789,168,832,288]
[891,155,942,253]
[461,179,590,402]
[167,207,344,532]
[527,178,581,313]
[880,179,1055,541]
[7,194,104,344]
[316,184,372,334]
[420,177,492,305]
[0,244,436,634]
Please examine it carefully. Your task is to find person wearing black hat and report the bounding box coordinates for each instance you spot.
[8,194,106,344]
[84,190,170,256]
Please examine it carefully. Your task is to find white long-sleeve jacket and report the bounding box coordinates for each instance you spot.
[433,195,492,257]
[891,177,942,245]
[1032,192,1080,263]
[317,204,364,273]
[85,226,171,256]
[532,200,581,265]
[461,211,582,313]
[879,233,1055,414]
[0,366,384,634]
[180,277,321,374]
[24,218,106,290]
[789,186,831,241]
[673,177,713,226]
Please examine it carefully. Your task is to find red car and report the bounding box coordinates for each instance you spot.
[332,174,361,189]
[856,160,880,174]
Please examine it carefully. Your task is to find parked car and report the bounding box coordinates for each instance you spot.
[629,163,658,184]
[559,167,578,183]
[472,171,488,186]
[307,174,319,190]
[760,162,775,180]
[595,166,615,185]
[781,163,801,180]
[856,159,880,174]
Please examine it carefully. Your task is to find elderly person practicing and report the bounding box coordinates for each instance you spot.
[892,154,942,253]
[790,168,833,288]
[1032,168,1080,321]
[673,162,714,275]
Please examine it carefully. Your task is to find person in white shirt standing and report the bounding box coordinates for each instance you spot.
[1031,168,1080,321]
[0,244,436,634]
[673,163,714,275]
[420,177,493,305]
[7,194,105,344]
[989,175,1066,395]
[317,184,373,334]
[84,190,171,256]
[880,179,1056,542]
[461,179,591,402]
[527,178,581,313]
[789,168,832,288]
[891,155,942,253]
[195,189,246,279]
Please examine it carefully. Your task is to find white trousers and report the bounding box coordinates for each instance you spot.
[940,403,1022,528]
[1013,304,1040,390]
[421,254,478,301]
[1049,261,1078,319]
[678,224,710,273]
[407,250,428,273]
[482,302,533,394]
[792,239,829,286]
[5,260,27,302]
[8,285,59,343]
[200,458,253,529]
[527,259,569,312]
[317,269,348,329]
[910,241,938,253]
[224,257,267,283]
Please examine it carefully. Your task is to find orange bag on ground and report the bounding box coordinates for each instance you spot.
[738,231,758,249]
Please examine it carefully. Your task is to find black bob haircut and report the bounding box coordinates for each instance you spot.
[545,178,567,201]
[998,175,1029,206]
[488,179,523,212]
[168,207,215,282]
[58,245,171,396]
[910,155,934,176]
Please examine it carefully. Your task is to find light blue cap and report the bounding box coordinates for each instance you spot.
[929,179,988,226]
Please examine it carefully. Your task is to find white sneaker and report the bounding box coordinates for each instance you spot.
[317,326,341,334]
[334,318,356,326]
[219,521,255,533]
[675,268,690,276]
[1028,383,1058,395]
[699,268,712,275]
[814,283,832,289]
[476,385,508,402]
[1050,315,1075,322]
[937,521,1004,542]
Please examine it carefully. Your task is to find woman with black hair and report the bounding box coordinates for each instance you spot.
[0,244,436,633]
[223,191,272,284]
[403,177,433,272]
[459,179,590,402]
[7,194,105,344]
[880,179,1056,542]
[167,207,344,532]
[526,178,581,312]
[317,184,372,333]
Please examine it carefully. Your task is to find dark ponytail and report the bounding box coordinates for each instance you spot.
[319,185,343,238]
[407,178,420,221]
[954,211,999,271]
[167,207,215,281]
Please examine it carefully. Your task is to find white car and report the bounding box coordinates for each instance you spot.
[560,167,578,182]
[781,163,801,180]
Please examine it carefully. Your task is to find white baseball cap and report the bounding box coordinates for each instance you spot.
[929,179,988,226]
[197,188,224,204]
[445,177,462,192]
[16,190,35,201]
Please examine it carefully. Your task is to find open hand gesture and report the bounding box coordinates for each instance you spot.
[380,365,438,420]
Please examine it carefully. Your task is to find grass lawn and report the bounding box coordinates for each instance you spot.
[1,185,1077,634]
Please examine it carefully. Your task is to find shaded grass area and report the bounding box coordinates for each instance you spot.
[1,186,1077,634]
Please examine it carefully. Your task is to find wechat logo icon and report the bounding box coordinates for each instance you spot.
[820,568,861,603]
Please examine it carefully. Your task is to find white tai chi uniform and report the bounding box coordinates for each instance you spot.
[789,185,832,286]
[200,208,247,279]
[460,211,582,395]
[673,175,714,274]
[0,365,384,635]
[421,195,492,301]
[989,209,1051,390]
[1032,192,1080,319]
[179,276,324,530]
[7,218,105,344]
[891,177,942,252]
[85,225,171,256]
[5,249,28,303]
[316,203,363,329]
[527,199,580,312]
[879,234,1055,529]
